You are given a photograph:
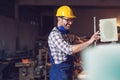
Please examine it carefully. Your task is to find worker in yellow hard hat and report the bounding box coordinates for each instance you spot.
[55,5,76,31]
[48,5,100,80]
[56,5,76,18]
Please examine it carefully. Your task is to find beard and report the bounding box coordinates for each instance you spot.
[64,23,71,30]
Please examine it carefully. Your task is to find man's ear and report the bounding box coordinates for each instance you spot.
[57,17,64,26]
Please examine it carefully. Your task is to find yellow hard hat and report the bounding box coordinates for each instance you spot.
[56,5,76,18]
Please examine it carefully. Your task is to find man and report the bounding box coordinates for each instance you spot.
[48,5,100,80]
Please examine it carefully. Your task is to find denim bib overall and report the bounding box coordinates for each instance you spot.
[49,51,74,80]
[49,26,74,80]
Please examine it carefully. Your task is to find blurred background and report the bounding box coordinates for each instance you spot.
[1,0,120,80]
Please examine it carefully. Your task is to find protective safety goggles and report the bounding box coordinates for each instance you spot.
[59,17,75,22]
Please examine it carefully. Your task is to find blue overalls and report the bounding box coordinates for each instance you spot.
[49,51,74,80]
[49,26,74,80]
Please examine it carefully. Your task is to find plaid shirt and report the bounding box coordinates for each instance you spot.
[48,27,73,64]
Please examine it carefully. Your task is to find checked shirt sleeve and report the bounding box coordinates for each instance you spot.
[51,31,73,55]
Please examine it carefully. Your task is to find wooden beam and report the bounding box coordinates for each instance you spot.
[18,0,120,7]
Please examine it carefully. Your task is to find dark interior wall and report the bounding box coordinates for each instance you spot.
[70,7,120,37]
[19,6,54,36]
[0,5,54,56]
[0,0,14,18]
[0,16,38,55]
[16,21,38,51]
[18,0,120,7]
[0,16,17,53]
